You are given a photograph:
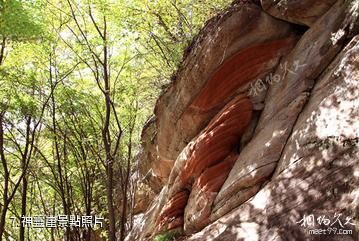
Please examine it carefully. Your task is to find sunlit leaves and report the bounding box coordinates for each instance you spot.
[0,0,45,39]
[0,0,233,240]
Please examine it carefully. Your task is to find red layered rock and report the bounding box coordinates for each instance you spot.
[155,95,253,234]
[212,0,356,220]
[186,3,359,240]
[180,95,253,183]
[184,152,239,233]
[196,152,238,192]
[127,1,359,241]
[140,2,299,184]
[190,37,296,111]
[157,190,190,232]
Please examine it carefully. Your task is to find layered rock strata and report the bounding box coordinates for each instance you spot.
[187,34,359,241]
[154,95,252,233]
[138,1,300,192]
[128,0,359,240]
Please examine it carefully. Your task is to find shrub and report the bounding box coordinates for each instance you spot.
[153,230,181,241]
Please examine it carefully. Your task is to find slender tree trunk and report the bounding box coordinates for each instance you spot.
[103,94,116,241]
[0,37,6,65]
[120,113,136,241]
[103,90,116,241]
[64,3,119,239]
[85,181,92,241]
[119,166,129,241]
[49,53,72,241]
[62,135,75,241]
[106,161,116,241]
[102,25,116,241]
[19,116,31,241]
[0,113,9,240]
[19,177,28,241]
[0,38,7,240]
[119,148,131,240]
[0,202,8,239]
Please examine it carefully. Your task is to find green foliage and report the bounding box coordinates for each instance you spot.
[0,0,45,39]
[120,0,232,86]
[0,0,232,240]
[153,230,181,241]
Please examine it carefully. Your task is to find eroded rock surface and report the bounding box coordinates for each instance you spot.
[261,0,338,26]
[138,1,299,192]
[128,1,359,240]
[155,94,253,235]
[187,35,359,241]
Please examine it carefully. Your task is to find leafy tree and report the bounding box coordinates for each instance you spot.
[0,0,232,240]
[0,1,45,240]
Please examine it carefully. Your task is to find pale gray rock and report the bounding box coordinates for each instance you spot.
[261,0,337,26]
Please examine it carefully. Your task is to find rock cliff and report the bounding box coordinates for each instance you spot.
[129,0,359,240]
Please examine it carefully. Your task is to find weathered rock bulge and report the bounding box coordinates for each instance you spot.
[139,1,300,194]
[128,0,359,240]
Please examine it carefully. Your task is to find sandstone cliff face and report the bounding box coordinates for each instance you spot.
[130,0,359,240]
